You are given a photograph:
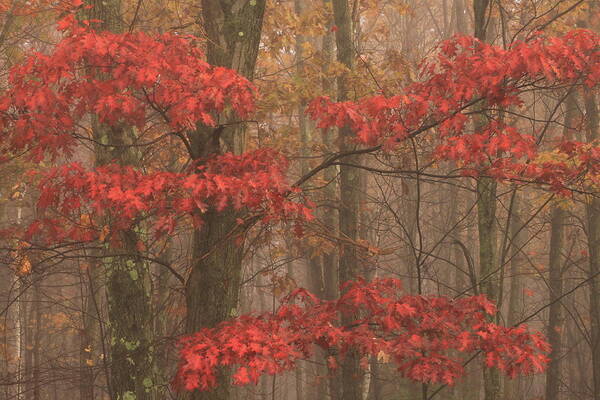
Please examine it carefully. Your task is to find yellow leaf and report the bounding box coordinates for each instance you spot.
[377,350,390,363]
[99,225,110,242]
[80,213,92,226]
[18,256,31,276]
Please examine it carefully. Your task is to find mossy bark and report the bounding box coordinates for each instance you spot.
[93,123,156,400]
[82,2,156,398]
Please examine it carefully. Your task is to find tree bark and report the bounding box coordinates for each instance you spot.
[545,91,576,400]
[472,1,501,399]
[317,4,342,398]
[31,279,40,400]
[80,262,100,400]
[320,0,341,307]
[473,0,490,41]
[98,126,154,400]
[477,177,500,400]
[504,192,526,399]
[330,1,364,399]
[454,0,467,34]
[546,205,565,400]
[183,2,266,400]
[584,87,600,400]
[84,2,156,399]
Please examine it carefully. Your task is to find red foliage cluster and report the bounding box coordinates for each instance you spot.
[307,30,600,191]
[26,149,310,243]
[0,16,255,161]
[436,121,537,164]
[0,18,310,242]
[176,278,550,391]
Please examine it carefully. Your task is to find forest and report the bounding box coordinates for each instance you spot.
[0,0,599,399]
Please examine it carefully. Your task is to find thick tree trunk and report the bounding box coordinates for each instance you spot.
[575,7,600,398]
[0,256,11,399]
[15,276,24,400]
[98,160,154,400]
[454,0,467,34]
[93,91,155,400]
[23,279,32,400]
[83,3,156,399]
[293,1,329,398]
[104,235,153,400]
[320,0,341,307]
[182,2,266,400]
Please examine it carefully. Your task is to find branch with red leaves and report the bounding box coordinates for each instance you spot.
[306,30,600,193]
[0,19,310,244]
[175,279,549,392]
[0,18,255,161]
[26,149,311,244]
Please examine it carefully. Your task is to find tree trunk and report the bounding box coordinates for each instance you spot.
[545,91,576,400]
[504,192,526,399]
[80,258,102,400]
[472,1,501,399]
[183,2,266,400]
[84,3,155,399]
[330,1,364,399]
[0,250,12,399]
[473,0,490,41]
[477,177,500,400]
[366,357,382,400]
[316,4,342,398]
[153,239,173,398]
[23,279,32,400]
[31,279,40,400]
[546,205,565,400]
[584,87,600,400]
[320,0,341,307]
[15,276,24,400]
[103,214,154,400]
